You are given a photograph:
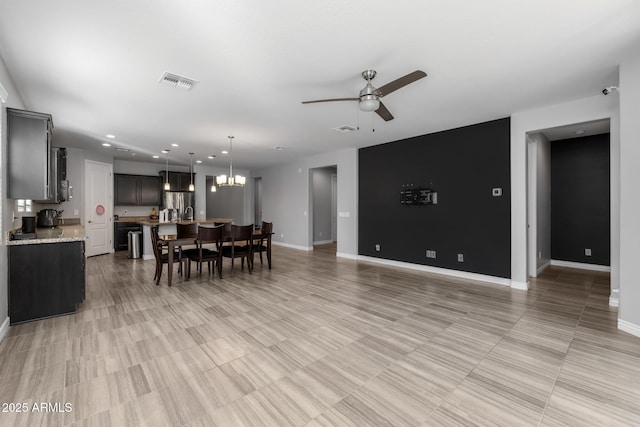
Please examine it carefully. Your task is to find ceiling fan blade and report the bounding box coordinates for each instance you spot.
[375,101,394,121]
[376,70,427,97]
[301,97,359,104]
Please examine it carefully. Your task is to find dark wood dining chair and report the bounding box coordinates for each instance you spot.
[252,221,273,269]
[220,224,254,274]
[150,225,188,286]
[186,225,224,279]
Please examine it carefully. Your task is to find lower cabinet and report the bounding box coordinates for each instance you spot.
[9,240,86,324]
[114,222,142,251]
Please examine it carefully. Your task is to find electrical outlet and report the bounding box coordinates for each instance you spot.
[585,248,592,256]
[538,251,542,259]
[458,253,464,262]
[375,244,381,252]
[74,209,79,216]
[426,250,436,258]
[492,188,502,196]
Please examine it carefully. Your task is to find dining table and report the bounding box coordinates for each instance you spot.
[157,227,273,286]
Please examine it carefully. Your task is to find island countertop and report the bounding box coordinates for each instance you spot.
[135,218,233,226]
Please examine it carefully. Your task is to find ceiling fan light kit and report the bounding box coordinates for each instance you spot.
[302,69,427,122]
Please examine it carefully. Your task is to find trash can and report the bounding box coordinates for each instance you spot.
[128,230,142,259]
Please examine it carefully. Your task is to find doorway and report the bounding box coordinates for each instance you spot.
[311,166,337,252]
[206,175,244,224]
[527,119,611,277]
[254,177,262,226]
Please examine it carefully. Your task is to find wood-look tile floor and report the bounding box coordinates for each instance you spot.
[1,245,639,426]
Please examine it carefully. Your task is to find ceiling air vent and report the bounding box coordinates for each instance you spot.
[332,125,358,133]
[159,72,198,90]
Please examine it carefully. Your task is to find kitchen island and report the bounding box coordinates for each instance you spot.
[7,225,87,324]
[115,217,232,260]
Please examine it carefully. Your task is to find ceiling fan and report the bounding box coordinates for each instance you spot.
[302,69,427,121]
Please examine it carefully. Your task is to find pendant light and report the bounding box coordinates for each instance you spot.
[188,152,195,191]
[216,136,246,187]
[164,149,171,190]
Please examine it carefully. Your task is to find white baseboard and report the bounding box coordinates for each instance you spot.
[536,260,551,276]
[272,241,313,251]
[336,252,357,260]
[609,288,620,307]
[550,259,611,272]
[0,316,10,344]
[356,255,512,287]
[618,319,640,338]
[510,280,529,290]
[313,240,333,245]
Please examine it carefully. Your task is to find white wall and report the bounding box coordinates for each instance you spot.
[0,56,25,337]
[618,53,640,334]
[254,148,357,256]
[529,133,552,274]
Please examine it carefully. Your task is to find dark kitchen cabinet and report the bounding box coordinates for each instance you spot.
[9,241,85,325]
[114,174,162,206]
[159,171,194,192]
[114,222,142,251]
[7,108,54,200]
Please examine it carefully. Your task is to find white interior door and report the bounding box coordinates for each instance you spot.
[85,160,112,257]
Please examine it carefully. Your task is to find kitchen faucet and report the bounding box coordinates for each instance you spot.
[185,206,193,221]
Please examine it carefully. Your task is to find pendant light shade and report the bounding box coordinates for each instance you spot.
[217,136,245,187]
[188,152,195,191]
[164,150,171,190]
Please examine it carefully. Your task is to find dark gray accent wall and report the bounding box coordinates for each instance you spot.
[551,133,610,265]
[358,118,511,278]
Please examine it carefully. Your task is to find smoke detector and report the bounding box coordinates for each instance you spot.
[159,72,199,90]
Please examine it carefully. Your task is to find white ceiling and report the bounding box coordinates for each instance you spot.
[0,1,639,170]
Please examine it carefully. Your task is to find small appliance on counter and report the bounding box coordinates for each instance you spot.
[22,216,36,234]
[37,209,62,228]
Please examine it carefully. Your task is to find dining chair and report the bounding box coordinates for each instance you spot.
[176,221,198,257]
[150,225,188,286]
[220,224,254,274]
[252,221,273,269]
[186,225,224,279]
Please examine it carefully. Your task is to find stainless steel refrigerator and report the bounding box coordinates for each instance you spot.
[162,191,195,220]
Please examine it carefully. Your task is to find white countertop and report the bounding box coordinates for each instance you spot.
[6,225,87,246]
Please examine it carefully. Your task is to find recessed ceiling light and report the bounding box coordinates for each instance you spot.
[208,155,216,159]
[152,155,159,159]
[131,153,136,156]
[105,134,116,139]
[115,147,130,152]
[221,150,228,154]
[575,130,585,135]
[161,149,168,154]
[273,146,287,150]
[102,143,111,147]
[171,143,179,147]
[196,160,202,164]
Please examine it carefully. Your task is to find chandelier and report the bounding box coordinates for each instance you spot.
[216,136,246,187]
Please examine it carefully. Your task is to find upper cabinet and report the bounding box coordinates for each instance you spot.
[114,174,162,206]
[7,108,53,200]
[158,171,195,192]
